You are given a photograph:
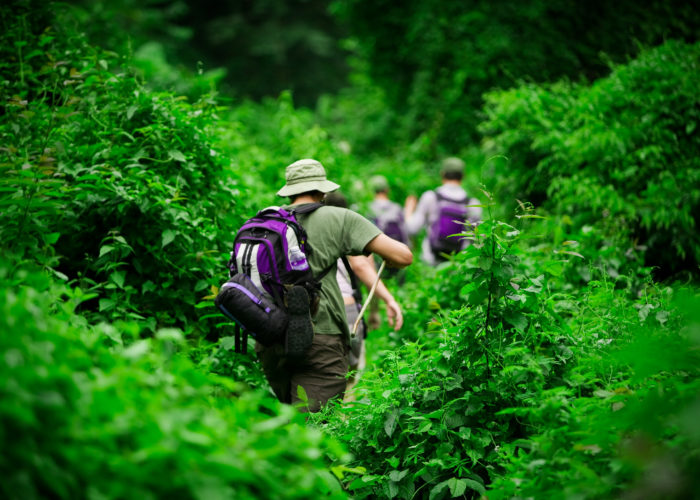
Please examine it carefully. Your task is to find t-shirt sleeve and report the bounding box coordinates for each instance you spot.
[341,209,382,256]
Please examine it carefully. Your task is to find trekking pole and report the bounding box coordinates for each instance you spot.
[352,260,386,338]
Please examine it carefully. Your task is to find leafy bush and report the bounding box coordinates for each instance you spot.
[324,203,695,499]
[488,290,700,499]
[0,265,349,499]
[480,41,700,279]
[331,0,700,151]
[0,1,253,333]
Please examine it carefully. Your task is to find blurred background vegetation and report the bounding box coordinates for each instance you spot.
[1,0,699,498]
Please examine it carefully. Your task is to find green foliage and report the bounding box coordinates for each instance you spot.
[2,3,699,499]
[0,265,349,499]
[324,202,697,499]
[480,41,700,278]
[0,1,253,333]
[488,289,700,499]
[332,0,700,151]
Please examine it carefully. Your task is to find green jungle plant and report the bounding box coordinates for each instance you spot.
[323,196,689,499]
[330,0,700,151]
[480,41,700,279]
[323,200,583,498]
[0,264,350,500]
[488,290,700,499]
[0,2,254,336]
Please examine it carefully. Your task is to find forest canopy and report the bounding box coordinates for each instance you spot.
[1,0,699,499]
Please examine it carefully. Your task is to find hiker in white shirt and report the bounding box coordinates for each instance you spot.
[405,157,482,265]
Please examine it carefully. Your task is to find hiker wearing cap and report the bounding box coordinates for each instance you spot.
[368,175,410,247]
[404,157,482,265]
[365,175,409,326]
[256,159,412,412]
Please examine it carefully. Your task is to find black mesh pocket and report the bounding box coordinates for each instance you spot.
[215,274,288,346]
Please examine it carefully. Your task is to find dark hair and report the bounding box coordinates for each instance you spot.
[324,191,348,208]
[290,190,325,203]
[442,171,463,181]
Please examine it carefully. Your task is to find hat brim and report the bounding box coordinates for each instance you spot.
[277,179,340,197]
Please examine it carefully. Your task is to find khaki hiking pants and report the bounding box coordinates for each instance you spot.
[256,334,349,413]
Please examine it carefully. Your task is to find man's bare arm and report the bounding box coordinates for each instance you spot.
[365,234,413,268]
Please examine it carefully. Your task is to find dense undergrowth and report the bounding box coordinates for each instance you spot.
[322,208,700,499]
[1,2,699,499]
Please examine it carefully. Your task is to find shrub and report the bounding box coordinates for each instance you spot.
[0,265,349,499]
[0,1,253,333]
[480,41,700,279]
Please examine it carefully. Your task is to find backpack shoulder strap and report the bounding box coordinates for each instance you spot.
[340,255,364,304]
[314,260,337,282]
[288,202,325,256]
[290,202,324,215]
[435,189,468,204]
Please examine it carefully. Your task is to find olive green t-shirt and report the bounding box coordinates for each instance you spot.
[284,203,381,338]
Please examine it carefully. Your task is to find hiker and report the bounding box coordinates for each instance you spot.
[368,175,410,246]
[324,191,403,385]
[404,157,482,265]
[256,159,412,412]
[365,175,409,326]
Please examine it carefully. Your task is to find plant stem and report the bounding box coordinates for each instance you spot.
[482,233,497,377]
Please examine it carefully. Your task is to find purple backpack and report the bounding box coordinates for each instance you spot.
[215,203,331,352]
[428,191,471,256]
[371,202,409,245]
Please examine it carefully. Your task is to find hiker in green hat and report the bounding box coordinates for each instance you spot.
[257,159,412,412]
[404,157,482,265]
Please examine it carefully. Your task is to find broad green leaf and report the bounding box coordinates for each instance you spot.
[99,244,114,257]
[543,260,564,277]
[384,408,399,437]
[220,336,237,350]
[383,480,399,499]
[478,255,492,271]
[462,478,486,495]
[296,385,309,404]
[44,232,60,244]
[110,271,125,288]
[162,229,176,248]
[429,481,448,500]
[505,312,528,332]
[97,322,122,345]
[468,287,489,306]
[447,477,467,497]
[99,298,115,312]
[389,469,408,482]
[169,150,186,162]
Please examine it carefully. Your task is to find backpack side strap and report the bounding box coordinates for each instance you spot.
[341,255,364,305]
[435,189,468,204]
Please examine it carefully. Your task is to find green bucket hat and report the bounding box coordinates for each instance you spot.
[277,159,340,197]
[440,157,465,175]
[369,175,389,193]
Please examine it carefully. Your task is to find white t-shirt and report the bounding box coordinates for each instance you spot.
[336,258,354,299]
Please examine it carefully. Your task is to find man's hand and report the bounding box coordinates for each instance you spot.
[404,195,418,218]
[386,299,403,331]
